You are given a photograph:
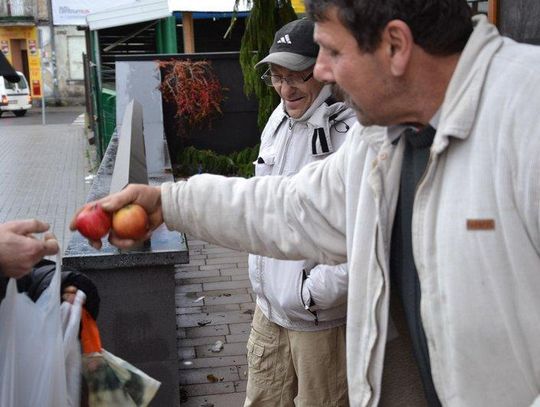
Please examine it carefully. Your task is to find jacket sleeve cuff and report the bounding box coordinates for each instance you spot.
[161,180,188,233]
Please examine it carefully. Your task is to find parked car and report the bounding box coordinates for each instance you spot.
[0,71,32,117]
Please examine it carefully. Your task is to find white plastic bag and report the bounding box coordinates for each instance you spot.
[83,350,161,407]
[61,289,86,407]
[0,253,69,407]
[80,310,161,407]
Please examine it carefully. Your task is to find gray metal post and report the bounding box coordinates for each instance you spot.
[41,61,45,125]
[38,29,46,125]
[46,0,60,104]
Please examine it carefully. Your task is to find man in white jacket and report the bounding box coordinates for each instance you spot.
[74,0,540,406]
[245,18,355,406]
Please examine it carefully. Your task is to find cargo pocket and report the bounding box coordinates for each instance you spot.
[246,335,278,386]
[247,338,265,370]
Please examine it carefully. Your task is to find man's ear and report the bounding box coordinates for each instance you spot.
[381,20,413,77]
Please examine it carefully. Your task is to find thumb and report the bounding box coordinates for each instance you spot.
[99,187,140,213]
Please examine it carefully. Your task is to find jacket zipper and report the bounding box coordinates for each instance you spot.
[262,119,294,319]
[277,119,294,175]
[257,255,272,319]
[301,269,319,326]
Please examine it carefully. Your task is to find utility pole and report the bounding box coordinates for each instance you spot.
[45,0,60,105]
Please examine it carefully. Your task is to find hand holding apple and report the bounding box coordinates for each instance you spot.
[112,204,149,240]
[70,184,163,250]
[74,203,112,241]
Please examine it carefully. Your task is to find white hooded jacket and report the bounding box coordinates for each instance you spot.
[162,16,540,406]
[250,84,357,331]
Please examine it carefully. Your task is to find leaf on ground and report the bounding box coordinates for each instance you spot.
[206,374,224,383]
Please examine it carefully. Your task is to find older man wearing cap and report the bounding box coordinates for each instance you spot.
[244,18,356,407]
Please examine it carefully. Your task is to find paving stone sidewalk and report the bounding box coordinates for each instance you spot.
[175,237,254,406]
[0,116,94,251]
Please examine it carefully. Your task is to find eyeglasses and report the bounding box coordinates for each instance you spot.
[261,69,314,87]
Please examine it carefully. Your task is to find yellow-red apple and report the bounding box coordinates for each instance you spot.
[112,204,149,240]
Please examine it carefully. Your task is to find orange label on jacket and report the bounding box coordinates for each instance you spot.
[466,219,495,230]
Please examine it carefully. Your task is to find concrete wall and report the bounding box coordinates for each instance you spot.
[499,0,540,44]
[32,0,86,104]
[53,25,86,104]
[37,0,48,21]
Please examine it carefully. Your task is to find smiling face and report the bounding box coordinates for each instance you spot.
[269,64,324,119]
[313,7,407,126]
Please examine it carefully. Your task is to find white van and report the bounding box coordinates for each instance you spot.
[0,71,32,117]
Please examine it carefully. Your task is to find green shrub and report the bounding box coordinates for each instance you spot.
[175,145,260,178]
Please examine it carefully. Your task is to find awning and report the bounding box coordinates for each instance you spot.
[86,0,250,31]
[86,0,171,31]
[0,53,20,82]
[169,0,250,12]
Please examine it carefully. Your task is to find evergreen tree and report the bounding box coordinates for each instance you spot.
[230,0,297,129]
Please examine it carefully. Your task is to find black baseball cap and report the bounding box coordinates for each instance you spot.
[255,18,319,72]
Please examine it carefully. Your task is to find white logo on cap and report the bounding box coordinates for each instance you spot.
[277,34,292,44]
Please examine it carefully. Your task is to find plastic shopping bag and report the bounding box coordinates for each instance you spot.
[61,289,86,407]
[81,309,161,407]
[0,253,69,407]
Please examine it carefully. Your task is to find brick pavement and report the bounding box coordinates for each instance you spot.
[0,116,93,251]
[176,238,254,407]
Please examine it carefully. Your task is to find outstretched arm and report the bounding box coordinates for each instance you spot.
[71,131,357,264]
[161,144,350,265]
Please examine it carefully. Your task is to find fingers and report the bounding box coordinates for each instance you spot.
[99,185,142,213]
[89,239,103,250]
[43,233,59,256]
[107,224,156,249]
[62,285,77,303]
[108,231,137,250]
[9,219,50,235]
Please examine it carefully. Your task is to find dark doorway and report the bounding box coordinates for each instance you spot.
[21,49,29,81]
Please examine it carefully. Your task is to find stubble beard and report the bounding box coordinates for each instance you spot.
[331,83,375,126]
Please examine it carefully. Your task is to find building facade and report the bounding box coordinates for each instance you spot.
[0,0,86,105]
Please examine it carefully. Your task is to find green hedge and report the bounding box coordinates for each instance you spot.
[175,144,259,178]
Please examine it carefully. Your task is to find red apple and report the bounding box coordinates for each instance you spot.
[112,204,149,240]
[75,203,112,240]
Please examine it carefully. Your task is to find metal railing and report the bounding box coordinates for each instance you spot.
[0,0,37,18]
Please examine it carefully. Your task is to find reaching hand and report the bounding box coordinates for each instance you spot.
[70,184,163,250]
[0,220,59,279]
